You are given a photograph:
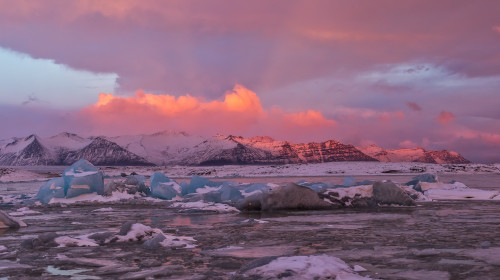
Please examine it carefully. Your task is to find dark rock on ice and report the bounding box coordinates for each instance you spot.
[372,181,416,206]
[88,232,115,244]
[0,210,26,229]
[142,233,166,250]
[118,221,136,236]
[262,183,332,211]
[20,232,58,249]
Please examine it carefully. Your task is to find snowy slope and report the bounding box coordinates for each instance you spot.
[358,144,470,164]
[0,132,471,166]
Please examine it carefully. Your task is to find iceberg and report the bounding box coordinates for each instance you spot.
[150,181,182,200]
[181,175,225,195]
[63,159,104,197]
[149,172,181,200]
[37,159,104,203]
[37,177,65,204]
[406,173,438,187]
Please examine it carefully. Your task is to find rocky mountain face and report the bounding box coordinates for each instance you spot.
[0,131,470,166]
[357,145,470,164]
[189,135,377,165]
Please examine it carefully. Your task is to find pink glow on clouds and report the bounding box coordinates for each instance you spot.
[436,111,456,125]
[0,1,500,162]
[81,85,335,139]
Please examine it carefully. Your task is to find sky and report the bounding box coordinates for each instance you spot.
[0,0,499,163]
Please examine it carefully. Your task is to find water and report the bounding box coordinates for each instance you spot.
[0,175,499,279]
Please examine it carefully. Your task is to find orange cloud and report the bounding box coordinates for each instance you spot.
[493,26,500,34]
[436,111,455,125]
[81,85,336,139]
[285,110,337,127]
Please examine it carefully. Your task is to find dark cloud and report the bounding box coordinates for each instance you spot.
[406,102,422,111]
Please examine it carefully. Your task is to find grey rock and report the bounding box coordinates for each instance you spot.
[372,181,416,206]
[0,210,25,229]
[142,233,166,250]
[118,221,136,236]
[261,183,332,211]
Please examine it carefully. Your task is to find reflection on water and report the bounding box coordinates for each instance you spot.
[204,245,297,258]
[153,213,241,227]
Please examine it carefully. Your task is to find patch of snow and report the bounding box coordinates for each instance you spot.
[241,219,269,224]
[243,254,372,279]
[114,223,161,242]
[48,191,136,204]
[325,185,373,199]
[160,234,196,249]
[92,207,114,212]
[55,235,98,247]
[195,186,221,194]
[420,182,500,200]
[172,201,239,213]
[0,245,7,252]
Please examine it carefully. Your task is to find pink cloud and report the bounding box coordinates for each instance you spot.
[399,140,418,148]
[80,85,336,140]
[436,111,456,125]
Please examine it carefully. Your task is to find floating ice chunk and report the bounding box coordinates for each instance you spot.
[124,174,146,185]
[37,177,65,204]
[92,207,113,212]
[149,172,181,199]
[406,173,438,187]
[151,181,182,200]
[296,180,330,192]
[113,223,160,242]
[172,201,239,213]
[420,181,500,200]
[149,172,171,187]
[219,184,244,202]
[55,235,98,247]
[239,183,271,197]
[48,191,136,204]
[114,222,196,248]
[236,254,372,279]
[181,175,225,195]
[63,159,104,197]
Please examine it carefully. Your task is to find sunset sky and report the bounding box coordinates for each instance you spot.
[0,1,499,162]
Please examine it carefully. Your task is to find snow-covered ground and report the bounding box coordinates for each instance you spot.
[2,161,499,183]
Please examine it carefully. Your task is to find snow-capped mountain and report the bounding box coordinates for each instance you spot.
[357,145,470,164]
[0,131,470,166]
[0,133,152,166]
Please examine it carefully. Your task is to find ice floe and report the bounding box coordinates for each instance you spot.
[233,254,372,279]
[24,160,500,210]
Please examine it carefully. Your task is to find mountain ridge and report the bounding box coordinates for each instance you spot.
[0,131,470,166]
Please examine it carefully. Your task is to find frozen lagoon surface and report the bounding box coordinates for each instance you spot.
[0,162,499,279]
